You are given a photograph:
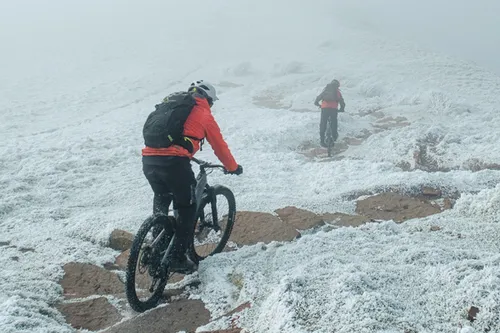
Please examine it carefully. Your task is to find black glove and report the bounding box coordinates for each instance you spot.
[228,165,243,175]
[314,102,320,107]
[339,108,345,112]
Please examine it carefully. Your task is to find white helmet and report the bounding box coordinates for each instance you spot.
[189,80,219,102]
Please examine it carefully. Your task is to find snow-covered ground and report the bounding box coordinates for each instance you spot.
[1,0,499,332]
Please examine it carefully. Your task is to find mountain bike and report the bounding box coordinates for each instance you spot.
[125,157,236,312]
[324,108,344,157]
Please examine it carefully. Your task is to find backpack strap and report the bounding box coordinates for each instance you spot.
[187,136,206,152]
[172,137,193,154]
[175,136,204,153]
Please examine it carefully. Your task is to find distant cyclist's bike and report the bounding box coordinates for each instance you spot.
[325,117,336,157]
[322,108,344,157]
[125,158,236,312]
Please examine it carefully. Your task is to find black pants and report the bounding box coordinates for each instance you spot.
[143,157,197,256]
[320,108,338,142]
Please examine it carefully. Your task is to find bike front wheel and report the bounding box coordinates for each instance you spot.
[193,185,236,260]
[125,215,172,312]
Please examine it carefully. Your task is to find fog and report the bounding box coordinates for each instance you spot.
[1,0,499,84]
[0,0,333,77]
[336,0,500,74]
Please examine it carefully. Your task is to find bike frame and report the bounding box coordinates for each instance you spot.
[325,118,334,143]
[156,158,224,268]
[318,106,337,147]
[170,158,220,217]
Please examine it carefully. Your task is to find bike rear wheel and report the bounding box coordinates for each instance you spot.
[125,215,173,312]
[193,185,236,260]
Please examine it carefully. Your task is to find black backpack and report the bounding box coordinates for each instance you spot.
[322,84,339,101]
[143,91,197,152]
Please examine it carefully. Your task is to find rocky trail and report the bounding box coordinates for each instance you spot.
[48,85,498,332]
[55,187,459,333]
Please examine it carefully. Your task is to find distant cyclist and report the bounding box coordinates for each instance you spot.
[314,79,345,147]
[142,80,243,272]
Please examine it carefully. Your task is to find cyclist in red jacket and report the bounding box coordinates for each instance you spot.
[142,80,242,272]
[314,79,346,147]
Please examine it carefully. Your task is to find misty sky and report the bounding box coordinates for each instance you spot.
[338,0,500,74]
[1,0,499,81]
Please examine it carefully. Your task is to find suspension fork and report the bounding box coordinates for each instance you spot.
[208,187,220,230]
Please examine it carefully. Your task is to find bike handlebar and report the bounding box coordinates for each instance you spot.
[191,157,227,172]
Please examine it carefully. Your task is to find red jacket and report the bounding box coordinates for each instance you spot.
[321,90,343,109]
[142,97,238,172]
[315,86,345,110]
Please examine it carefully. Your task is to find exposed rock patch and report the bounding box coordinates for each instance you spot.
[19,247,35,253]
[109,229,134,251]
[60,263,124,299]
[421,186,442,197]
[372,116,410,132]
[321,212,373,227]
[57,297,122,331]
[467,306,480,322]
[252,91,289,110]
[344,185,458,204]
[195,243,237,257]
[300,142,349,159]
[201,328,243,333]
[356,192,443,222]
[231,211,300,245]
[114,249,130,270]
[462,158,500,172]
[298,127,373,160]
[275,206,325,230]
[102,299,210,333]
